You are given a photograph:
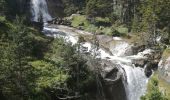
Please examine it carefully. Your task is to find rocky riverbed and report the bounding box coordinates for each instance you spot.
[43,24,164,100]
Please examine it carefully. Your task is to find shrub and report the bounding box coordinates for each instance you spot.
[141,75,168,100]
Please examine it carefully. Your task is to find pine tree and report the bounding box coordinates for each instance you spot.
[86,0,112,18]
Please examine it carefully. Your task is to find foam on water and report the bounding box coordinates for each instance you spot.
[30,0,150,99]
[31,0,52,22]
[42,26,150,100]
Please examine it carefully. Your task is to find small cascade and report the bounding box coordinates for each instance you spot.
[111,42,130,56]
[31,0,52,22]
[120,64,148,100]
[30,0,151,99]
[43,25,150,100]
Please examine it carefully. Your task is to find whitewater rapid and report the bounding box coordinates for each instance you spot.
[43,25,150,100]
[30,0,150,99]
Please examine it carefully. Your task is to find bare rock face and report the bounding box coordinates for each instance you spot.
[86,59,127,100]
[103,77,127,100]
[47,0,65,17]
[159,57,170,83]
[102,63,127,100]
[129,49,162,77]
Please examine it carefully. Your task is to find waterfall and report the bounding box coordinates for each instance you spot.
[31,0,52,22]
[30,0,149,99]
[43,25,150,100]
[120,64,148,100]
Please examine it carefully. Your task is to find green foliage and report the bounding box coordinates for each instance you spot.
[159,78,170,99]
[115,26,128,34]
[86,0,112,18]
[29,60,68,92]
[5,0,29,17]
[0,0,6,15]
[162,48,170,60]
[101,27,114,36]
[134,0,170,34]
[0,17,96,100]
[70,15,126,36]
[141,75,168,100]
[61,0,86,16]
[71,15,90,28]
[139,0,160,32]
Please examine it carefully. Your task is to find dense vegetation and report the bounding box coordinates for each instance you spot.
[61,0,170,44]
[141,73,168,100]
[0,0,170,100]
[0,16,98,100]
[0,0,98,100]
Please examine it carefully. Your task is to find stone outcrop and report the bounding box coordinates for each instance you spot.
[48,17,71,26]
[86,58,127,100]
[130,49,162,77]
[101,62,127,100]
[43,24,164,100]
[159,57,170,83]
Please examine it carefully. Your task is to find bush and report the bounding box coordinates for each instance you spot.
[116,26,128,34]
[70,15,130,37]
[71,15,89,28]
[141,75,168,100]
[94,17,111,27]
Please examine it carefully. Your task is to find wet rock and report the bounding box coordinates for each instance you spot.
[97,35,113,44]
[132,49,161,67]
[100,62,127,100]
[133,59,147,67]
[131,45,146,55]
[144,66,152,77]
[144,60,160,77]
[100,60,121,78]
[109,41,132,56]
[48,17,71,25]
[103,77,127,100]
[87,59,127,100]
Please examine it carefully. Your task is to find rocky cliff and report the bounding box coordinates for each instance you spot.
[47,0,65,17]
[159,49,170,83]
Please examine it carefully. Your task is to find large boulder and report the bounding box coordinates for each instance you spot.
[130,49,162,77]
[158,48,170,83]
[86,59,127,100]
[102,64,127,100]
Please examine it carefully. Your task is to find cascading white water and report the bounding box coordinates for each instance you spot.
[43,25,149,100]
[120,64,148,100]
[31,0,52,22]
[30,0,149,99]
[98,43,149,100]
[111,42,130,56]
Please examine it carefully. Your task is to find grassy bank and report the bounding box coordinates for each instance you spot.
[159,78,170,99]
[142,72,170,100]
[162,48,170,60]
[70,15,128,37]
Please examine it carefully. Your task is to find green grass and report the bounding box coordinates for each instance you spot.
[146,72,170,99]
[70,15,129,37]
[159,78,170,99]
[71,15,89,28]
[147,73,158,93]
[115,26,128,34]
[101,27,113,36]
[85,24,98,33]
[95,17,110,23]
[162,48,170,60]
[0,16,6,22]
